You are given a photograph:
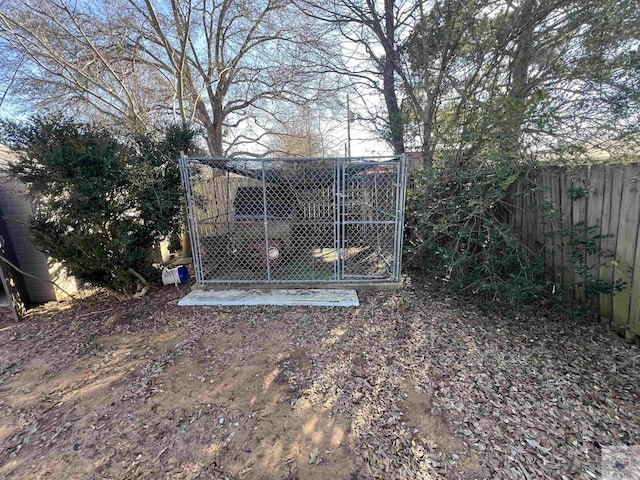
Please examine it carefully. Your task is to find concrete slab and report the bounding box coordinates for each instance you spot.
[178,288,359,307]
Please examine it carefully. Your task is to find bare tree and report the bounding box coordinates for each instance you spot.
[0,0,340,155]
[297,0,423,155]
[266,103,344,157]
[297,0,639,168]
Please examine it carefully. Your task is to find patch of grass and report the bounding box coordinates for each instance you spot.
[78,333,102,355]
[284,259,333,280]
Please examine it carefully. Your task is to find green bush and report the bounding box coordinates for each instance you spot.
[405,159,547,309]
[2,117,194,297]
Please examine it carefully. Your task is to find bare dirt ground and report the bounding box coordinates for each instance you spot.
[0,280,639,479]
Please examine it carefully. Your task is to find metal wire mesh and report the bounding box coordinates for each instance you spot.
[179,155,407,284]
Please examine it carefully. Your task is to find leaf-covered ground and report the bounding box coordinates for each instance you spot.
[0,280,638,479]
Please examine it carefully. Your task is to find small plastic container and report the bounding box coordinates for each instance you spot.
[162,266,189,285]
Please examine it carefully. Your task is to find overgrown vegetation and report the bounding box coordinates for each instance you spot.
[563,224,626,297]
[405,159,548,309]
[1,117,194,298]
[399,0,638,311]
[405,159,629,311]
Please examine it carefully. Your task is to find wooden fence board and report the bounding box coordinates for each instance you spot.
[571,169,589,301]
[512,178,523,241]
[628,200,640,339]
[520,179,529,242]
[540,173,555,282]
[611,166,637,334]
[550,170,564,285]
[629,206,640,339]
[525,178,535,253]
[560,171,575,292]
[586,166,606,315]
[508,163,640,342]
[613,165,640,339]
[598,166,615,322]
[533,175,545,257]
[520,178,527,244]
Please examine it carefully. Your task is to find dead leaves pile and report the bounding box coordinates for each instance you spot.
[1,281,639,479]
[276,286,639,479]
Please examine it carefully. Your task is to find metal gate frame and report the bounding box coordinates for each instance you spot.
[179,153,407,285]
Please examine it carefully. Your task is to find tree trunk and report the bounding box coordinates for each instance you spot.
[382,0,404,155]
[502,0,536,161]
[181,224,191,258]
[382,58,405,155]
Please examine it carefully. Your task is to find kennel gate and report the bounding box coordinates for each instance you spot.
[179,154,407,285]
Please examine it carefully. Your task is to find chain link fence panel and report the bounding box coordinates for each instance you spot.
[179,155,407,285]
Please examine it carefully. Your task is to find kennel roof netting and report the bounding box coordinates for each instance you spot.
[186,156,398,188]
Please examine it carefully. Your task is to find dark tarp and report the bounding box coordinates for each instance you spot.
[189,157,396,188]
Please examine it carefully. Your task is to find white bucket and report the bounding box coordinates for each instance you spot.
[162,266,188,285]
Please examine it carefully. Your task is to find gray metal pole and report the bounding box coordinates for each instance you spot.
[394,154,408,282]
[333,159,339,281]
[346,94,351,158]
[261,162,271,281]
[179,152,204,284]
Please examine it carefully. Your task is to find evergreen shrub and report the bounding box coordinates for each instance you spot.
[2,117,194,297]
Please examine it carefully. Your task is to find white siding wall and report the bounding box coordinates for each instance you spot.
[0,145,78,304]
[0,174,57,303]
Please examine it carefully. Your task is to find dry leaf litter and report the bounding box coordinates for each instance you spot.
[0,279,638,479]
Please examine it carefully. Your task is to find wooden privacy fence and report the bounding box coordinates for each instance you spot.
[509,163,640,341]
